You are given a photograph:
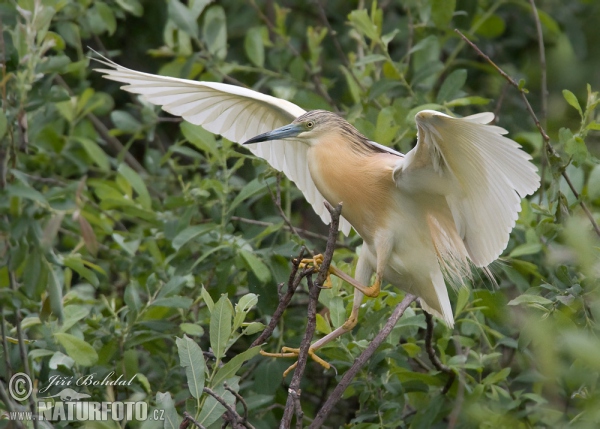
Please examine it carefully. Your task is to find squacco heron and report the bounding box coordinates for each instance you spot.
[95,55,540,371]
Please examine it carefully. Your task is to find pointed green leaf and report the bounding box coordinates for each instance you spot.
[244,27,264,67]
[156,392,181,429]
[563,89,582,117]
[172,224,213,251]
[54,333,98,366]
[212,346,261,387]
[240,250,271,283]
[117,164,151,209]
[210,295,233,360]
[168,0,199,38]
[203,6,227,60]
[437,69,467,103]
[176,335,205,399]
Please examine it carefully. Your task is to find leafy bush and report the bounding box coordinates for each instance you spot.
[1,0,599,428]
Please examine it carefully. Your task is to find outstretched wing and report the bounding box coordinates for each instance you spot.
[93,55,352,235]
[395,110,539,267]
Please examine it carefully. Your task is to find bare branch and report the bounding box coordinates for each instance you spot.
[281,202,342,428]
[424,312,456,394]
[455,29,600,238]
[203,387,256,429]
[181,411,207,429]
[309,293,418,428]
[529,0,549,208]
[250,248,313,348]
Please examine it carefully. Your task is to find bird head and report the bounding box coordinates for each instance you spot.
[243,110,355,147]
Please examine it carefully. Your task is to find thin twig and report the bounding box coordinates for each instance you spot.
[447,340,469,429]
[424,312,456,394]
[266,178,302,242]
[250,248,313,348]
[202,387,256,429]
[455,29,600,238]
[309,294,418,428]
[181,411,207,429]
[280,203,342,428]
[231,216,351,249]
[224,382,250,424]
[529,0,548,207]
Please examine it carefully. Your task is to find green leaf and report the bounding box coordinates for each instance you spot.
[374,107,400,145]
[95,2,116,35]
[483,367,511,385]
[507,294,552,306]
[228,177,274,214]
[475,13,506,38]
[150,296,193,309]
[7,183,48,205]
[201,287,215,313]
[172,224,213,251]
[110,110,142,133]
[180,122,218,158]
[437,69,467,103]
[348,9,379,41]
[563,89,583,117]
[212,346,261,387]
[176,335,205,399]
[240,250,271,283]
[244,27,264,68]
[445,96,490,107]
[117,163,151,209]
[54,333,98,366]
[588,164,600,200]
[74,137,110,172]
[180,323,204,336]
[431,0,456,28]
[509,243,542,258]
[156,392,181,429]
[210,295,233,361]
[114,0,143,17]
[316,313,332,334]
[203,6,227,60]
[233,293,258,330]
[168,0,199,38]
[0,111,7,140]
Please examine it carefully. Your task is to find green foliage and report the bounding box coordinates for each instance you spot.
[1,0,600,428]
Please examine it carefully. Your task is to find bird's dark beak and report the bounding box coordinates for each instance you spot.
[243,123,303,145]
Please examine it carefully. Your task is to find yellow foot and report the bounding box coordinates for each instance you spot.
[298,254,333,288]
[260,346,331,377]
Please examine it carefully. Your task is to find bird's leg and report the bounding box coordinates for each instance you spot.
[260,288,367,376]
[261,256,373,376]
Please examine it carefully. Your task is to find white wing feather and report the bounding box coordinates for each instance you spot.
[94,56,352,235]
[398,110,539,267]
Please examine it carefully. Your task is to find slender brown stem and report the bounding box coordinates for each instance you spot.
[529,0,548,208]
[309,293,417,428]
[250,248,313,348]
[281,202,342,428]
[181,411,207,429]
[455,29,600,238]
[424,312,456,394]
[202,387,256,429]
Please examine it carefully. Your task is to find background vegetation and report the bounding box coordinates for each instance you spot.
[1,0,600,427]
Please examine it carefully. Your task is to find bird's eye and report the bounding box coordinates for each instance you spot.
[306,121,314,129]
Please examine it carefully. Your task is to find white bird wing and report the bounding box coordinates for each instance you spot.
[93,56,352,235]
[395,110,540,267]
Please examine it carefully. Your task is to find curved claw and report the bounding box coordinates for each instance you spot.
[299,254,333,289]
[260,346,331,377]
